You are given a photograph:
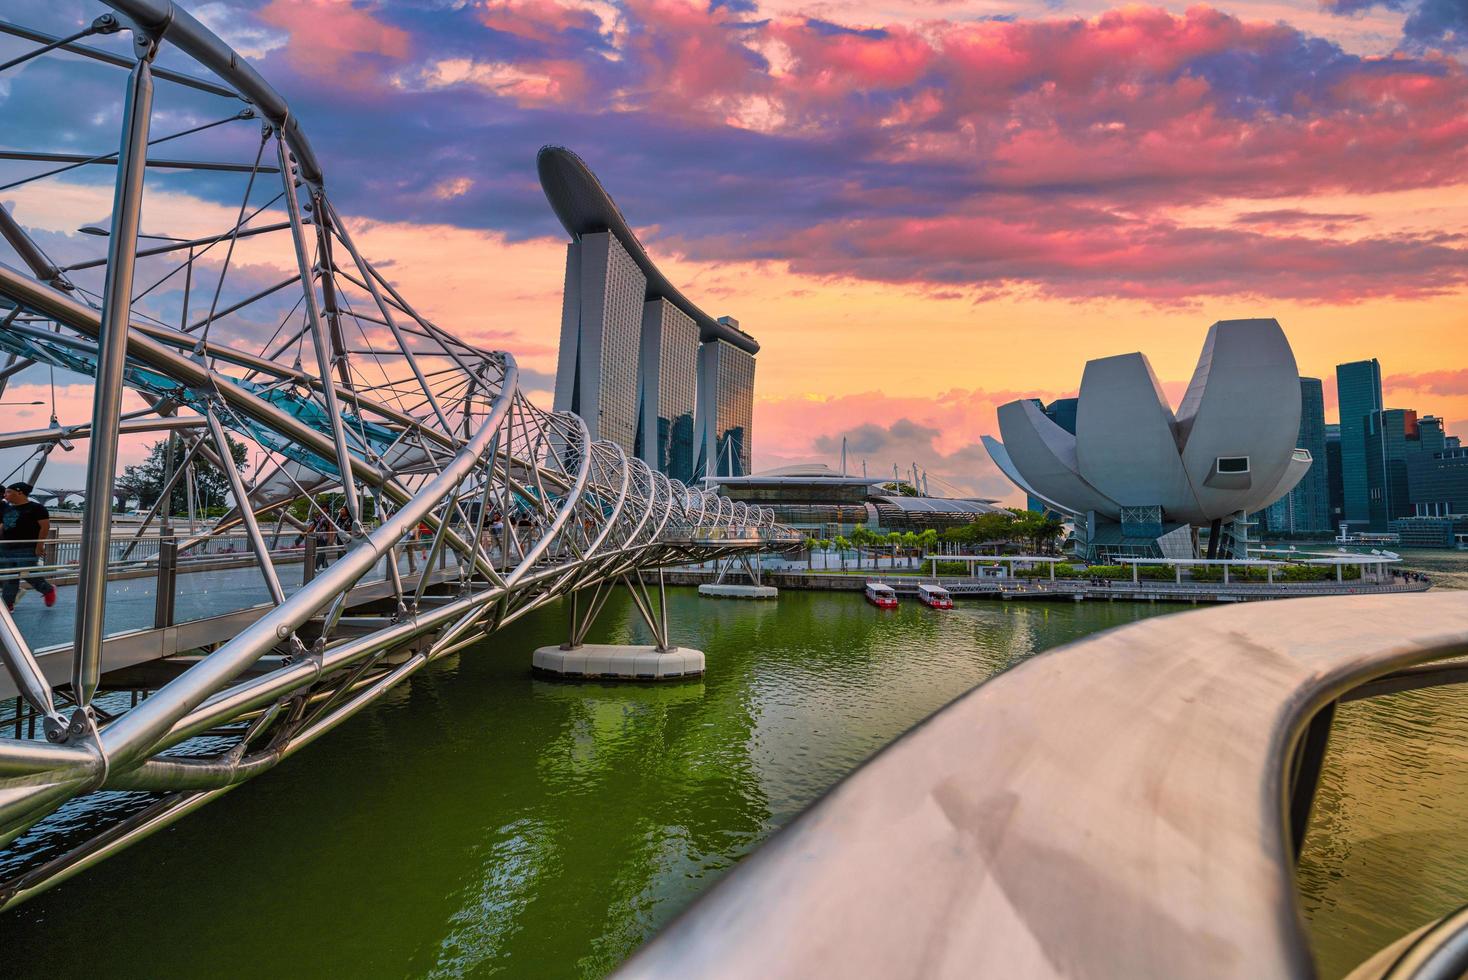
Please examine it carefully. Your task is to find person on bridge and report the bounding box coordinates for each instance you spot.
[0,482,56,612]
[305,511,333,570]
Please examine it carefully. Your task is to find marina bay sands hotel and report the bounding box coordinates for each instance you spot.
[539,146,757,483]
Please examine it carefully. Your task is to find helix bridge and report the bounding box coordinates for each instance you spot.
[0,0,798,907]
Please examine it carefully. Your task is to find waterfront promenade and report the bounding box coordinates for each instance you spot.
[668,567,1432,604]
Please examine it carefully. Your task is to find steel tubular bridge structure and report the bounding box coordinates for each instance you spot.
[0,0,795,907]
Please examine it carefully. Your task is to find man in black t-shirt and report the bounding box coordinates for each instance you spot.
[0,482,56,612]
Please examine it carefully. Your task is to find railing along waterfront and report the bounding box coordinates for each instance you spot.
[0,1,798,907]
[620,590,1468,979]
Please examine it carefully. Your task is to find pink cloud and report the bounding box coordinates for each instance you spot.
[258,0,410,81]
[620,0,772,114]
[236,0,1468,302]
[1386,368,1468,397]
[755,386,1089,502]
[687,201,1468,302]
[479,0,604,44]
[757,385,1067,460]
[772,21,934,96]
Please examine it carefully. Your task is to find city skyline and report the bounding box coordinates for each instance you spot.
[0,0,1464,501]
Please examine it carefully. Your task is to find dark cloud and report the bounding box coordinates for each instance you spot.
[1322,0,1466,49]
[1403,0,1468,49]
[1233,209,1369,225]
[814,418,941,454]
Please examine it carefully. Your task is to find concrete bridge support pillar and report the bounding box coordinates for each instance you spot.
[536,569,705,680]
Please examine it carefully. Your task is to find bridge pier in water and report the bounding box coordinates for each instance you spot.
[697,553,778,599]
[534,569,705,681]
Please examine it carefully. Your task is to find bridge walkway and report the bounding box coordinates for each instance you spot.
[0,547,465,702]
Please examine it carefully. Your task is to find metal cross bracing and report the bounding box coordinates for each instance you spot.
[0,0,798,907]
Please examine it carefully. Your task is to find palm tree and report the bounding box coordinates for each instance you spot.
[834,535,850,572]
[850,526,869,570]
[805,535,817,570]
[901,531,920,568]
[918,529,938,568]
[886,531,902,568]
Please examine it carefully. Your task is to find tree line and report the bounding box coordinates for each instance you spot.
[802,509,1067,571]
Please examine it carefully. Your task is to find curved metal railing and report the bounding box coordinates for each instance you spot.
[0,0,797,906]
[619,590,1468,979]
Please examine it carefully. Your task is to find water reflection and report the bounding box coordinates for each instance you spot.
[1299,683,1468,978]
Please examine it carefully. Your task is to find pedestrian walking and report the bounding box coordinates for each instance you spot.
[0,482,57,612]
[309,510,333,569]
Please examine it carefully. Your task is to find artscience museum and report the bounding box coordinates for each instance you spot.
[985,319,1312,561]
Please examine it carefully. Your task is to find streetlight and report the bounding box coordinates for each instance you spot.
[78,225,189,242]
[0,400,44,405]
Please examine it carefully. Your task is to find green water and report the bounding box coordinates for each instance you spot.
[4,556,1467,977]
[0,589,1168,977]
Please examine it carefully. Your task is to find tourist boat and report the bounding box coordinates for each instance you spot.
[864,582,899,609]
[917,583,953,609]
[1335,523,1400,546]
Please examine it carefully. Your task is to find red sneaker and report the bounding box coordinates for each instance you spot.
[43,588,56,608]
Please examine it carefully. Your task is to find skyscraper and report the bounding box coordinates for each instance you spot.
[637,298,699,483]
[695,330,756,479]
[554,231,647,453]
[1257,378,1331,534]
[1419,415,1447,454]
[1407,447,1468,517]
[1365,408,1421,529]
[1335,359,1382,528]
[1325,424,1343,529]
[1293,378,1330,531]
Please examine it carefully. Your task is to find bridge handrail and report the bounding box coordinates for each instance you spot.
[617,590,1468,978]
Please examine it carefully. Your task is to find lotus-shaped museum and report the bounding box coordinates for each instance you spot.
[984,319,1311,561]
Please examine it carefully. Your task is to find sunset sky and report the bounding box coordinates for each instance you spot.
[2,0,1467,501]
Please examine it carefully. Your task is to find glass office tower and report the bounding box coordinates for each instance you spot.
[1408,447,1468,516]
[1335,359,1382,528]
[1325,424,1343,529]
[1419,415,1447,454]
[553,231,647,454]
[637,297,699,484]
[1290,378,1330,531]
[1365,408,1420,529]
